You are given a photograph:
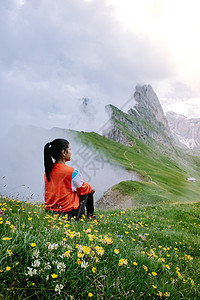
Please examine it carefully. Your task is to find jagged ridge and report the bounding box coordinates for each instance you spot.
[166,111,200,149]
[104,84,175,151]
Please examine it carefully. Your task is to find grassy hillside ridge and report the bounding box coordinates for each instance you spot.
[0,197,200,299]
[65,129,200,205]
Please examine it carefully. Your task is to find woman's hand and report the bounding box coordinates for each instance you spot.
[91,189,95,194]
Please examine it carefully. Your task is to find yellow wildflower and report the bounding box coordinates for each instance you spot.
[152,285,157,289]
[95,246,104,257]
[82,246,91,254]
[6,266,11,271]
[88,293,93,297]
[102,236,113,245]
[157,291,163,297]
[114,249,119,254]
[119,259,128,267]
[190,279,195,286]
[30,243,36,247]
[64,251,71,258]
[51,273,58,278]
[165,264,170,270]
[152,272,157,276]
[185,255,193,261]
[143,265,148,272]
[7,249,13,256]
[133,262,138,266]
[77,252,83,258]
[92,267,96,273]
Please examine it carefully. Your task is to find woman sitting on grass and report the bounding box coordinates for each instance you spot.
[44,138,95,220]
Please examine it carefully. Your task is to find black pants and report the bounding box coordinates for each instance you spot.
[67,193,94,220]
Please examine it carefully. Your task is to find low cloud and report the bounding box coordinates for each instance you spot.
[0,0,175,132]
[0,126,140,202]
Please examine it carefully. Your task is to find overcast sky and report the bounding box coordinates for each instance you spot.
[1,0,200,135]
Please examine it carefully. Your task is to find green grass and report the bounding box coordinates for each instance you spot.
[0,197,200,299]
[112,181,171,206]
[68,129,200,205]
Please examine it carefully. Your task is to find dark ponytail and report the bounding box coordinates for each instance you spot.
[44,142,54,182]
[44,138,69,182]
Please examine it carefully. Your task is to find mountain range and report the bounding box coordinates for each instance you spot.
[104,84,200,152]
[166,111,200,149]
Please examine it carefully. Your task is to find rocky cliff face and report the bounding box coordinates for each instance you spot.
[166,111,200,149]
[133,84,168,128]
[104,84,175,150]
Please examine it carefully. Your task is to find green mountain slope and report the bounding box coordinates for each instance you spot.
[58,128,200,208]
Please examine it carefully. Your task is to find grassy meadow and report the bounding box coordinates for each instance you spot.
[0,197,200,299]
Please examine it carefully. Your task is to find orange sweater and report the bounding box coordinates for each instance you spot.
[44,163,92,213]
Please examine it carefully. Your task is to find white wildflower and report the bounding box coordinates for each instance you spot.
[44,262,52,270]
[32,249,40,258]
[47,242,58,250]
[81,260,89,269]
[59,241,66,247]
[26,267,37,277]
[57,262,66,273]
[32,259,40,268]
[55,283,64,294]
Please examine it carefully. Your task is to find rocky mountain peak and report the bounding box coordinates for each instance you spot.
[133,84,168,127]
[104,84,174,149]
